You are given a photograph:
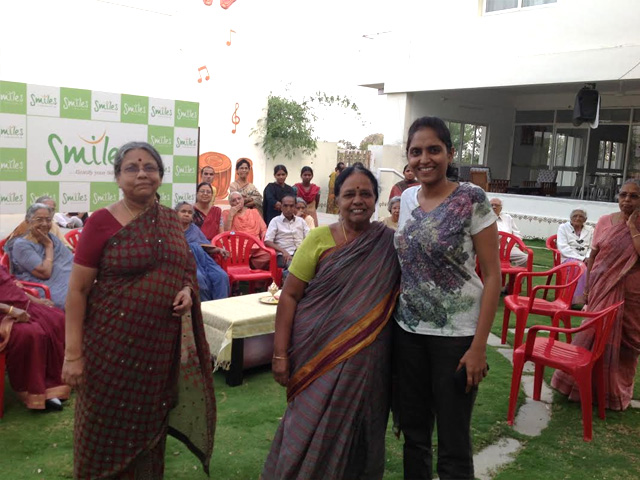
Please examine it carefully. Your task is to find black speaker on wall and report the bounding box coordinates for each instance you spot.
[572,85,599,126]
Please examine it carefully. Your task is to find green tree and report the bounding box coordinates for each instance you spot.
[255,95,317,159]
[359,133,383,151]
[253,92,361,159]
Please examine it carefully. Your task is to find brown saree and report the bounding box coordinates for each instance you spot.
[73,203,215,479]
[263,223,400,480]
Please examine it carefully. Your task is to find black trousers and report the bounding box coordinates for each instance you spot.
[393,323,477,480]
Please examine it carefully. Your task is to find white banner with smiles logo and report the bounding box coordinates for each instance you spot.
[0,80,199,214]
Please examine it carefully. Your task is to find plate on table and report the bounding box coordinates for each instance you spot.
[259,295,279,305]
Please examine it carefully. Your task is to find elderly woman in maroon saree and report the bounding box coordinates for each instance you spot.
[263,166,400,479]
[62,142,215,479]
[193,182,222,240]
[552,179,640,411]
[0,268,70,411]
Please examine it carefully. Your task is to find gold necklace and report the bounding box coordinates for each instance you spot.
[341,219,349,244]
[122,198,142,219]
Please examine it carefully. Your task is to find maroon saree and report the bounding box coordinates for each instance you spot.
[262,222,400,480]
[552,214,640,410]
[193,204,222,241]
[74,203,216,479]
[0,268,70,409]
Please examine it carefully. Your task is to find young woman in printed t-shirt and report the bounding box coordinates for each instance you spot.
[393,117,501,480]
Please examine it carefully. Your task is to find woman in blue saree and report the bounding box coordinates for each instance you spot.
[5,203,73,310]
[176,202,230,301]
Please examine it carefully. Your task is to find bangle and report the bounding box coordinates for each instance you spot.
[272,355,288,360]
[65,355,83,363]
[632,233,640,239]
[8,306,14,315]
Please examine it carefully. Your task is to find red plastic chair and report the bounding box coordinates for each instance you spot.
[211,231,281,294]
[64,228,82,253]
[499,231,534,295]
[16,281,52,300]
[546,234,561,267]
[507,302,624,442]
[501,261,587,349]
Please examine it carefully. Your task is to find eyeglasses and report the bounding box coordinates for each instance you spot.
[32,217,52,224]
[122,165,160,175]
[618,192,640,200]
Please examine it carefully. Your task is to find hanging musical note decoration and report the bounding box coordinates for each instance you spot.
[197,66,210,83]
[220,0,237,9]
[231,103,240,134]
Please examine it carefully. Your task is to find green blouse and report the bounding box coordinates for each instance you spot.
[288,226,337,283]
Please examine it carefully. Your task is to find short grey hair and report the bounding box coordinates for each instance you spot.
[570,208,587,219]
[35,195,55,210]
[26,203,51,221]
[35,195,53,204]
[174,201,192,212]
[295,197,307,207]
[622,178,640,189]
[388,196,401,213]
[114,141,164,179]
[229,191,243,201]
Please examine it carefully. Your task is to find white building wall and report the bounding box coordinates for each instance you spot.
[362,0,640,94]
[265,142,339,213]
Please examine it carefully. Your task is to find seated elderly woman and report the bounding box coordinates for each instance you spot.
[380,196,401,230]
[7,195,72,249]
[175,202,230,301]
[5,203,73,309]
[557,208,593,305]
[221,191,271,270]
[295,197,316,231]
[1,267,70,411]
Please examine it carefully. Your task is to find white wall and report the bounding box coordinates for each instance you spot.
[0,0,288,198]
[489,193,618,239]
[362,0,640,93]
[265,142,339,212]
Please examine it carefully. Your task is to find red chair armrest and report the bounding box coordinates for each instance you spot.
[19,281,52,299]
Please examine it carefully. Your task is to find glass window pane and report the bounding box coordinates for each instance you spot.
[448,122,462,163]
[633,109,640,123]
[523,0,557,7]
[598,109,631,123]
[461,124,477,164]
[515,110,555,123]
[556,110,574,123]
[485,0,518,12]
[628,126,640,179]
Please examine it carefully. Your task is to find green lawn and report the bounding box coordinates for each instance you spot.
[1,239,639,479]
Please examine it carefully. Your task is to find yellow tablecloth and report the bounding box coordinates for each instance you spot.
[201,292,279,369]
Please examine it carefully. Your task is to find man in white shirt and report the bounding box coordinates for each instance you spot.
[53,212,84,229]
[490,198,528,267]
[264,195,310,275]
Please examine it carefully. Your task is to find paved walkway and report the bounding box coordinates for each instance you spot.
[473,331,638,479]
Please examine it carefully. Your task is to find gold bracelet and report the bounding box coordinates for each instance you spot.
[8,305,14,315]
[272,355,288,360]
[65,355,83,363]
[632,233,640,239]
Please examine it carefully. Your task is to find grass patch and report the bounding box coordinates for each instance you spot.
[1,239,638,479]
